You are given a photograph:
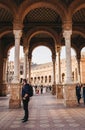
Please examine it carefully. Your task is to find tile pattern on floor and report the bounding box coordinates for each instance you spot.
[0,94,85,130]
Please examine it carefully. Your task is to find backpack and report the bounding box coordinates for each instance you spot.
[29,84,33,97]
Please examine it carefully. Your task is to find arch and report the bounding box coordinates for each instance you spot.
[80,46,85,52]
[69,0,85,16]
[4,43,14,59]
[30,42,53,56]
[73,28,85,38]
[72,71,74,81]
[72,29,85,52]
[62,73,65,83]
[26,27,58,58]
[49,75,51,83]
[45,76,47,83]
[26,27,59,45]
[0,1,17,17]
[0,27,12,38]
[41,76,44,83]
[81,47,85,56]
[19,1,66,22]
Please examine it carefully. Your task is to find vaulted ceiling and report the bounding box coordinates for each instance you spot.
[0,0,85,55]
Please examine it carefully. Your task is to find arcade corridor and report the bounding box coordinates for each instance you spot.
[0,93,85,130]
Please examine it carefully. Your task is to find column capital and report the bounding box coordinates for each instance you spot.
[63,30,72,39]
[13,18,23,30]
[57,46,61,53]
[23,47,28,54]
[62,20,72,30]
[13,30,22,39]
[3,57,7,61]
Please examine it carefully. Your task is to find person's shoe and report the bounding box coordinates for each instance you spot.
[22,119,28,123]
[78,102,80,104]
[21,118,25,120]
[21,117,25,121]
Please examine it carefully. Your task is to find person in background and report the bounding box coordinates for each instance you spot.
[21,79,30,123]
[76,83,81,105]
[82,84,85,105]
[40,85,43,94]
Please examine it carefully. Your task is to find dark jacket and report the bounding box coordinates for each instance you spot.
[83,86,85,96]
[76,85,81,97]
[22,84,31,98]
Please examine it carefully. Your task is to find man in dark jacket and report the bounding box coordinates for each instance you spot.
[76,83,81,105]
[21,79,30,122]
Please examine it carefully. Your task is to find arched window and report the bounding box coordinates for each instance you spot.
[72,72,74,81]
[45,76,47,83]
[41,76,43,83]
[49,75,51,83]
[62,73,65,82]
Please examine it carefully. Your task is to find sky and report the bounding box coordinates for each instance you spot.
[9,46,85,64]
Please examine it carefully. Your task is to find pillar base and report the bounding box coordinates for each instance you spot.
[64,99,77,107]
[63,83,77,107]
[52,84,56,95]
[9,99,21,109]
[9,83,21,109]
[0,83,8,96]
[56,84,63,99]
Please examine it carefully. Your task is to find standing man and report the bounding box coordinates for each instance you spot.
[76,83,81,105]
[21,79,30,122]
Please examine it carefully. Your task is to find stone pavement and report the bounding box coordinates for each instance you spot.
[0,93,85,130]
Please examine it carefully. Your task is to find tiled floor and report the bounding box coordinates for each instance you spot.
[0,93,85,130]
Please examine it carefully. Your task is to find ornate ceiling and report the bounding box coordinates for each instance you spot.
[0,0,85,55]
[13,0,74,7]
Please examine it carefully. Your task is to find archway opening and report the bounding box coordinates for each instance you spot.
[31,46,52,94]
[32,46,52,64]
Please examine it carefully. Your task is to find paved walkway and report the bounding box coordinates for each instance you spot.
[0,93,85,130]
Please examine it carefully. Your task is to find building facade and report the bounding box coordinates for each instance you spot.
[8,53,85,86]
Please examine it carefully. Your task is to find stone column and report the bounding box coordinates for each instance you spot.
[13,30,22,83]
[3,58,7,83]
[52,55,56,95]
[9,29,22,108]
[76,52,81,83]
[57,47,61,83]
[23,53,27,79]
[63,30,72,83]
[28,54,32,83]
[77,58,81,83]
[56,47,63,99]
[62,26,77,107]
[0,57,8,96]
